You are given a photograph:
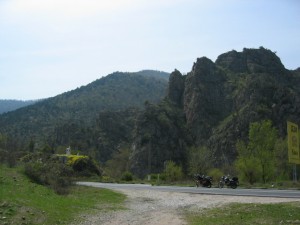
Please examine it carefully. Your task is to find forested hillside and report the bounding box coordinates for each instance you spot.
[0,100,38,114]
[0,70,169,159]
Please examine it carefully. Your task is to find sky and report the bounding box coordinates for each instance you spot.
[0,0,299,100]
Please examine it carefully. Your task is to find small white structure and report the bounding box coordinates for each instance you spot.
[66,146,71,155]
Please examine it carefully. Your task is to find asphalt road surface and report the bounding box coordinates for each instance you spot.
[77,182,300,199]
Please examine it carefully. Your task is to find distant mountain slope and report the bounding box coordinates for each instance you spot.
[0,70,169,147]
[0,100,38,114]
[135,70,169,80]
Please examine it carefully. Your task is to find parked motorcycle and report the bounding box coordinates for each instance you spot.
[218,175,239,189]
[194,174,212,188]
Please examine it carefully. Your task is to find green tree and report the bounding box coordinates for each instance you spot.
[164,160,183,182]
[274,138,291,180]
[0,133,7,149]
[104,147,130,179]
[187,146,213,175]
[235,140,261,184]
[248,120,277,183]
[235,120,277,184]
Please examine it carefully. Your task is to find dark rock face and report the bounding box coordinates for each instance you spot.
[184,57,230,145]
[215,50,247,73]
[167,69,185,107]
[130,47,300,177]
[216,47,286,74]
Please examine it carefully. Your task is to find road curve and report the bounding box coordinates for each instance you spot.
[77,182,300,199]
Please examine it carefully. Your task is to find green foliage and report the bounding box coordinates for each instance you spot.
[104,148,130,179]
[121,171,133,181]
[235,120,278,184]
[95,109,137,162]
[163,160,183,182]
[23,157,74,195]
[0,133,7,147]
[0,71,168,162]
[71,156,101,176]
[130,99,190,178]
[0,99,37,114]
[274,138,291,180]
[235,143,261,185]
[0,165,125,225]
[187,146,213,175]
[207,168,223,181]
[22,152,101,194]
[248,120,277,183]
[186,202,300,225]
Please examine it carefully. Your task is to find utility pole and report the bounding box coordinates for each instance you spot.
[147,139,151,181]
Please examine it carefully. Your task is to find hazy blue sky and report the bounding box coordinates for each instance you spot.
[0,0,299,100]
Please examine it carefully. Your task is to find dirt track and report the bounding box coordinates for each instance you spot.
[72,188,300,225]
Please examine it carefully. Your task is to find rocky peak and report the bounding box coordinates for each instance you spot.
[190,57,218,81]
[215,50,247,73]
[167,69,185,107]
[216,47,286,74]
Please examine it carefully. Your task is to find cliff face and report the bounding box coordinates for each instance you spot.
[215,47,286,74]
[184,57,231,145]
[167,69,185,107]
[130,47,300,177]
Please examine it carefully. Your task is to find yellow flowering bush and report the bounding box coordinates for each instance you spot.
[66,155,88,167]
[56,154,101,176]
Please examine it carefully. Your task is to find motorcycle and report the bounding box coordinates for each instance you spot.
[218,175,239,189]
[194,174,212,188]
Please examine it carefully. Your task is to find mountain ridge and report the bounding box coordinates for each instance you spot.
[1,48,299,179]
[0,70,169,151]
[0,100,39,114]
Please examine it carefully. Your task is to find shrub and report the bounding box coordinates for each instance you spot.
[121,171,133,181]
[71,157,101,176]
[46,162,73,195]
[208,168,223,181]
[23,154,74,195]
[22,153,102,194]
[24,161,47,185]
[159,173,166,181]
[164,160,183,182]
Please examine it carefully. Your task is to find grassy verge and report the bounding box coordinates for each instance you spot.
[0,165,126,225]
[186,202,300,225]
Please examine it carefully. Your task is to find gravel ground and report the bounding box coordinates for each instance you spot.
[73,188,300,225]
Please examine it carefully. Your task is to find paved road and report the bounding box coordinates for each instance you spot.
[77,182,300,199]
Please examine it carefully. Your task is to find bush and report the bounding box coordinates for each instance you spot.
[159,173,166,181]
[23,155,74,195]
[22,153,102,194]
[121,171,133,181]
[71,157,101,176]
[208,168,223,182]
[164,161,183,182]
[24,161,47,185]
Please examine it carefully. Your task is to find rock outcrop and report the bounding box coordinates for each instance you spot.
[130,47,300,177]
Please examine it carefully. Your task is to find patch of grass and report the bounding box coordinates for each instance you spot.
[186,202,300,225]
[0,165,125,225]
